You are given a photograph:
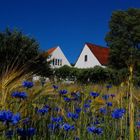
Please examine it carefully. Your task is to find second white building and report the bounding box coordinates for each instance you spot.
[75,43,109,68]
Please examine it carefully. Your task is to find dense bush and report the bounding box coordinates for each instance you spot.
[77,66,110,83]
[54,65,130,85]
[54,65,79,81]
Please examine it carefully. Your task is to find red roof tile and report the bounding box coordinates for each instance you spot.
[86,43,109,65]
[47,47,57,55]
[42,47,57,58]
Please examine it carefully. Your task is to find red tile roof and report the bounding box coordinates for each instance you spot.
[47,47,57,55]
[86,43,109,65]
[42,47,57,58]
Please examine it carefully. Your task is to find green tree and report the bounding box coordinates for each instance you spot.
[105,8,140,69]
[54,65,71,80]
[0,28,51,77]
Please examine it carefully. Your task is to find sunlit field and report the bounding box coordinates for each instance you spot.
[0,69,140,140]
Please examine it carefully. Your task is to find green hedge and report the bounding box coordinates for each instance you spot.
[53,65,131,85]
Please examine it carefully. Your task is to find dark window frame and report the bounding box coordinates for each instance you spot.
[52,59,55,65]
[60,59,62,66]
[55,59,57,65]
[85,55,88,62]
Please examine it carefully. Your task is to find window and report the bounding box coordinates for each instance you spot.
[55,59,57,65]
[53,59,62,66]
[60,59,62,66]
[52,59,55,65]
[85,55,88,62]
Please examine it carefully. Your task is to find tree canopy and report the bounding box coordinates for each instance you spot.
[0,28,51,77]
[105,8,140,69]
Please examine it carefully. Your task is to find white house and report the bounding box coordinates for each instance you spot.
[75,43,109,68]
[33,46,71,82]
[46,46,71,68]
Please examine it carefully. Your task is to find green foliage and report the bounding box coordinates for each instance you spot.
[108,68,129,85]
[54,65,71,79]
[0,28,38,67]
[134,64,140,87]
[54,65,130,85]
[54,65,78,81]
[1,76,140,139]
[76,66,108,83]
[0,62,138,140]
[0,28,51,77]
[105,8,140,69]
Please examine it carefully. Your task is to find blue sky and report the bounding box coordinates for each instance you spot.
[0,0,140,63]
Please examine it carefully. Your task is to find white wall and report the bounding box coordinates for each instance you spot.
[49,47,71,68]
[75,44,102,68]
[32,75,40,81]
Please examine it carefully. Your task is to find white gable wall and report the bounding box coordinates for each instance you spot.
[75,44,102,68]
[49,47,71,68]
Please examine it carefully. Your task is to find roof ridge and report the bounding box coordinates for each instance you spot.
[85,42,108,49]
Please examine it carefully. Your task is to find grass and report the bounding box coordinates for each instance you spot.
[0,68,140,140]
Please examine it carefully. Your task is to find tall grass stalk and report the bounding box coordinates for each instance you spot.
[129,65,134,140]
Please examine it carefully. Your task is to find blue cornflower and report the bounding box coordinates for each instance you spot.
[48,123,60,131]
[63,97,71,102]
[62,123,75,131]
[106,84,112,89]
[22,81,33,88]
[11,91,27,99]
[11,113,21,124]
[94,128,103,135]
[74,137,80,140]
[51,116,63,123]
[0,110,13,122]
[59,90,67,95]
[90,92,99,98]
[87,126,103,135]
[53,107,60,112]
[75,108,81,114]
[102,95,109,100]
[5,130,13,138]
[0,110,20,124]
[93,120,100,125]
[17,128,36,137]
[67,112,73,118]
[110,94,115,98]
[111,108,125,119]
[106,102,112,107]
[23,118,30,124]
[17,128,25,136]
[44,105,50,109]
[87,126,96,133]
[67,112,79,120]
[87,100,92,103]
[84,103,90,108]
[52,85,58,89]
[72,113,79,119]
[136,121,140,128]
[100,108,107,114]
[27,128,36,136]
[37,107,49,115]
